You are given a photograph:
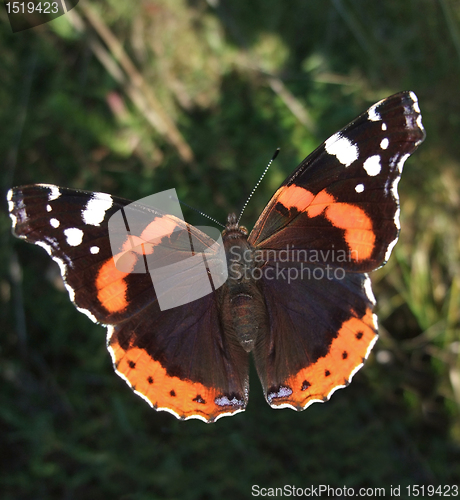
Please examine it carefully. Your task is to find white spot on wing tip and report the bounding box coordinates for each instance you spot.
[50,187,61,201]
[90,246,100,254]
[50,218,60,228]
[355,183,365,193]
[7,189,13,201]
[64,227,84,247]
[324,133,359,167]
[82,193,113,227]
[380,138,389,150]
[46,205,52,212]
[382,122,387,131]
[368,104,381,122]
[44,185,61,201]
[36,184,61,201]
[363,155,382,176]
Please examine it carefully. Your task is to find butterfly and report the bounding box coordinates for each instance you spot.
[8,91,425,422]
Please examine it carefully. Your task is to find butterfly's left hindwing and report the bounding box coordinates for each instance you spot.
[107,292,249,422]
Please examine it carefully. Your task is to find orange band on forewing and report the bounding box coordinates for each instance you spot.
[277,186,375,261]
[96,256,133,313]
[140,216,178,246]
[121,235,154,255]
[276,185,315,212]
[273,186,375,261]
[119,216,178,256]
[110,340,243,421]
[271,308,377,409]
[325,203,375,260]
[97,217,179,313]
[305,190,336,217]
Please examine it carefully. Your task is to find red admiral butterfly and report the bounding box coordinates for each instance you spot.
[8,91,425,422]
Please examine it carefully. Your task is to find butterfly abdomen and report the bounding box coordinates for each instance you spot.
[222,217,268,353]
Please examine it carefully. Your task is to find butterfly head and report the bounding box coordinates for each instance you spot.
[222,213,248,240]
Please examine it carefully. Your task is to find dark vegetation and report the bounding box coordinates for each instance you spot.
[1,1,459,498]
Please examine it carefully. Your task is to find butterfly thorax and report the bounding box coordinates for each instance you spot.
[221,214,268,353]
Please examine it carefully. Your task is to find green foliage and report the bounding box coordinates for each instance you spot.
[1,0,460,497]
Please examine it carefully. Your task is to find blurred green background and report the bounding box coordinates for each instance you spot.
[1,0,460,498]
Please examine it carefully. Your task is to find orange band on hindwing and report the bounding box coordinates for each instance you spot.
[269,308,377,409]
[108,336,245,422]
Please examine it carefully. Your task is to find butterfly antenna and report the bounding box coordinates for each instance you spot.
[237,148,280,225]
[171,196,225,228]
